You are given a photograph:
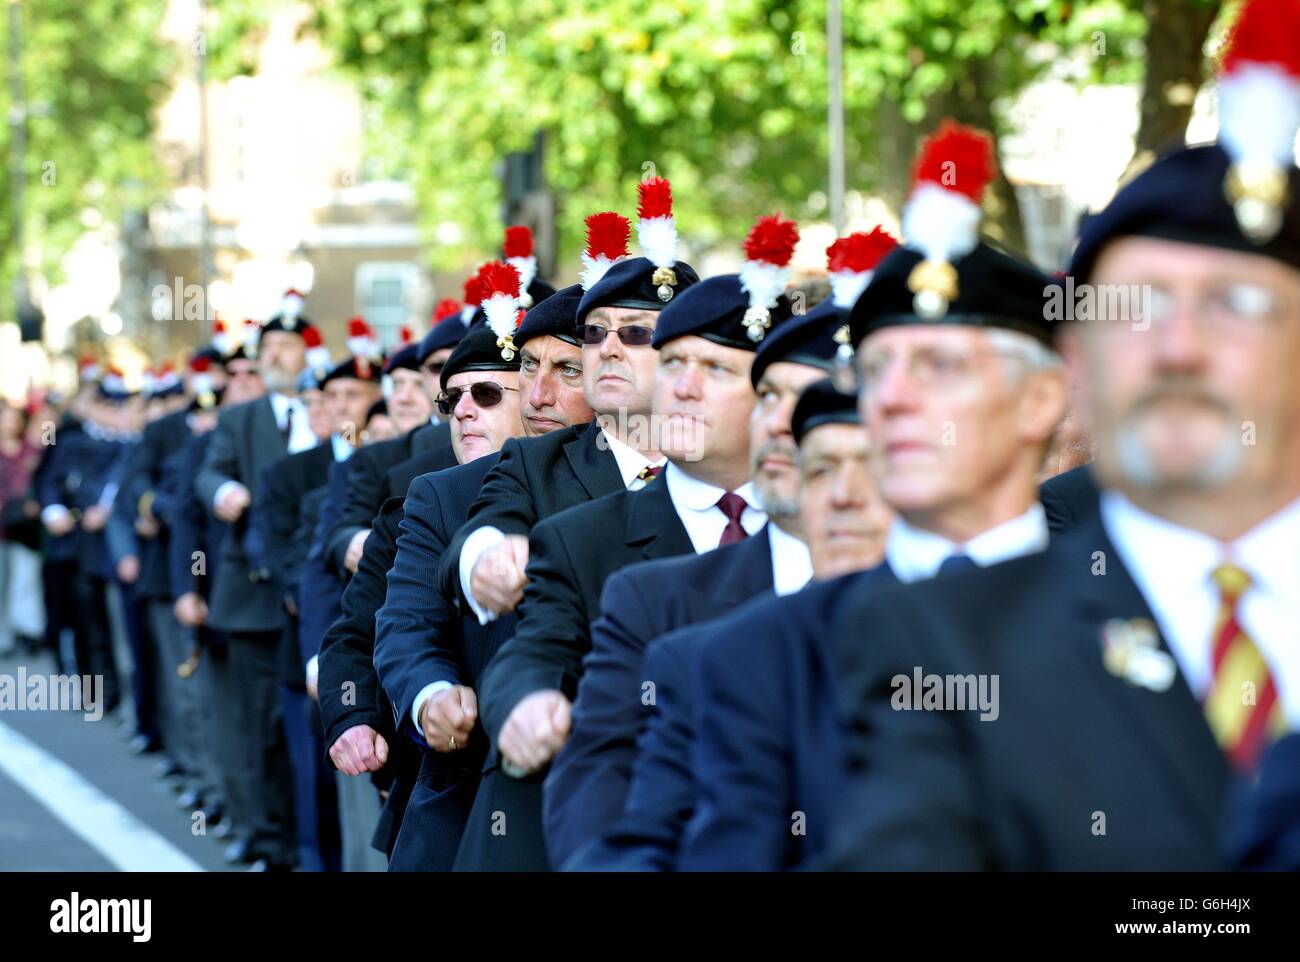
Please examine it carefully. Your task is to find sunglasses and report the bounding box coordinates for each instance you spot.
[575,323,655,346]
[436,382,518,416]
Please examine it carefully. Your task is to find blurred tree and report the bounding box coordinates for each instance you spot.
[210,0,1228,267]
[0,0,173,326]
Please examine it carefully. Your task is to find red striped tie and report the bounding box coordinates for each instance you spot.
[1203,563,1285,772]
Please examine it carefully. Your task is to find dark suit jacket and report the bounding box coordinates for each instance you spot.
[111,408,191,599]
[435,419,618,605]
[1224,733,1300,871]
[257,442,334,603]
[477,474,694,745]
[386,444,458,503]
[193,396,290,635]
[371,455,505,871]
[544,525,776,867]
[297,459,352,666]
[824,509,1232,871]
[324,421,452,576]
[1039,464,1099,533]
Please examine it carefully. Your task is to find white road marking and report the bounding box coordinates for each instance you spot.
[0,718,205,872]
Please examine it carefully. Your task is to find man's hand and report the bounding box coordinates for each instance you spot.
[81,504,110,532]
[498,689,571,775]
[470,535,530,616]
[419,686,478,752]
[174,592,208,627]
[214,483,251,523]
[329,724,389,776]
[134,514,160,539]
[344,529,370,574]
[116,555,140,584]
[43,511,76,537]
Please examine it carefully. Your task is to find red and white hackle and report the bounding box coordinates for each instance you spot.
[740,214,800,342]
[581,211,631,291]
[476,261,523,361]
[637,177,681,301]
[504,226,539,308]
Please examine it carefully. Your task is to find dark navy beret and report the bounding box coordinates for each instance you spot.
[791,377,860,447]
[651,274,796,352]
[419,317,467,363]
[1070,144,1300,283]
[440,325,521,390]
[321,355,383,386]
[750,298,847,388]
[383,342,421,374]
[848,243,1057,348]
[515,283,583,349]
[576,256,701,326]
[258,313,317,340]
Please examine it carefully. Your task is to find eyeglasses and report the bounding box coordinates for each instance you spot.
[854,346,1019,394]
[435,382,518,416]
[575,323,655,347]
[1104,280,1295,334]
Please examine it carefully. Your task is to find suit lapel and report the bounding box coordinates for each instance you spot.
[254,397,285,461]
[1057,513,1230,827]
[563,421,624,500]
[698,524,776,610]
[623,474,693,561]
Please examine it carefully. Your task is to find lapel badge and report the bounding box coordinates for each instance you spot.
[1100,618,1176,693]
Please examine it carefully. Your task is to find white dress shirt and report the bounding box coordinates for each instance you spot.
[329,433,354,463]
[1100,491,1300,727]
[424,428,666,727]
[661,462,766,554]
[884,502,1050,584]
[767,522,813,596]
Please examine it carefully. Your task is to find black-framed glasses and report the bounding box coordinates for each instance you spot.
[436,382,519,416]
[576,323,655,346]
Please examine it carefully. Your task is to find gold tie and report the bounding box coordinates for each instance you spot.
[1202,563,1285,771]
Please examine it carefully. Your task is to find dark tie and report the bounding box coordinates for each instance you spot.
[716,491,749,547]
[938,553,977,576]
[279,405,293,448]
[637,464,662,483]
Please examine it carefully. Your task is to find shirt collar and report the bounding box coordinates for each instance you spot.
[768,522,813,596]
[330,434,353,462]
[601,427,663,488]
[886,502,1050,583]
[663,461,758,512]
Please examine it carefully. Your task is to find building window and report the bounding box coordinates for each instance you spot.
[355,262,419,347]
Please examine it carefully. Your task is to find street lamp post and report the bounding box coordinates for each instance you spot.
[827,0,845,234]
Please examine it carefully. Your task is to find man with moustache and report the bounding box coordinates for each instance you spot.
[544,267,841,867]
[194,295,321,870]
[571,380,892,870]
[330,285,588,870]
[827,23,1300,868]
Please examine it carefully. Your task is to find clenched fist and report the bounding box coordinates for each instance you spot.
[498,689,571,775]
[329,724,389,776]
[419,685,478,752]
[214,483,251,523]
[470,535,530,616]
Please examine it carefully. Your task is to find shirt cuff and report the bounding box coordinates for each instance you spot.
[213,480,242,511]
[411,680,455,732]
[40,504,71,526]
[459,525,507,625]
[305,655,319,691]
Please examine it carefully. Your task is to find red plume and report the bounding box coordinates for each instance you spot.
[585,211,631,260]
[503,225,534,258]
[911,120,996,203]
[827,227,898,273]
[476,260,522,298]
[743,214,800,267]
[348,317,370,338]
[637,177,674,220]
[302,326,323,348]
[433,298,461,323]
[190,356,211,373]
[398,325,413,345]
[1223,0,1300,77]
[462,275,484,307]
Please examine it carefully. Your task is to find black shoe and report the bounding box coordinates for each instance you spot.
[176,789,202,810]
[153,759,183,779]
[224,839,256,864]
[129,735,162,755]
[197,802,225,825]
[212,818,236,840]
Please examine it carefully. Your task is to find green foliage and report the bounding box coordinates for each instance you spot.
[0,0,174,322]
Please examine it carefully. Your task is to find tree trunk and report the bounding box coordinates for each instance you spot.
[1134,0,1220,160]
